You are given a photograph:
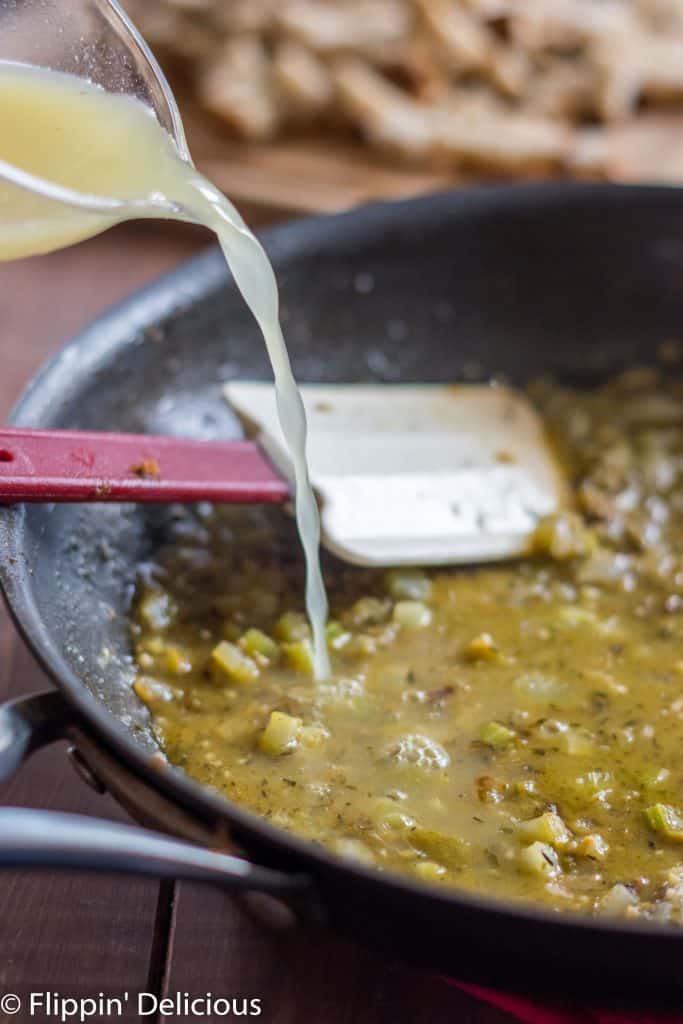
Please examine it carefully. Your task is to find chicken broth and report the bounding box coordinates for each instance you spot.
[132,368,683,922]
[0,61,329,678]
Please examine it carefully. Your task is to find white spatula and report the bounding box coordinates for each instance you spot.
[225,382,566,567]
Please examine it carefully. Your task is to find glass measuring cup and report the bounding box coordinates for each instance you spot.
[0,0,192,236]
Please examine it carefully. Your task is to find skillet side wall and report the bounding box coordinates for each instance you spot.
[1,185,683,1001]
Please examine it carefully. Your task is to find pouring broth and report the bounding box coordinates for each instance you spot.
[0,60,329,678]
[132,368,683,922]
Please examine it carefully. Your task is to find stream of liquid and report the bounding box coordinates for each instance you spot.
[0,61,330,678]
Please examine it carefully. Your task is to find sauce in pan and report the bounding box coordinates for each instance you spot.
[133,368,683,922]
[5,58,683,925]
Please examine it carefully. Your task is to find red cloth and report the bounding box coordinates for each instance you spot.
[448,981,682,1024]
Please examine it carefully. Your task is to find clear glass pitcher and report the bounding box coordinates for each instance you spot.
[0,0,191,253]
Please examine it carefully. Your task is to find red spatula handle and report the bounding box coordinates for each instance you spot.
[0,428,290,504]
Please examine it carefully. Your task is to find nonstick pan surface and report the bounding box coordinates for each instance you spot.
[2,184,683,1005]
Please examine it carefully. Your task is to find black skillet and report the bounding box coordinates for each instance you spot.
[1,184,682,1006]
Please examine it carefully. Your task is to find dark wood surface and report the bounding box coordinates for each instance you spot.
[0,223,511,1024]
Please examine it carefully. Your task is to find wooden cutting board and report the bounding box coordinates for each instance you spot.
[195,137,454,215]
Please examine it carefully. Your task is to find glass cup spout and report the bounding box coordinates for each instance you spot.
[0,0,191,230]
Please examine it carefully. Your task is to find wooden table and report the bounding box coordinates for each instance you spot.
[0,223,511,1024]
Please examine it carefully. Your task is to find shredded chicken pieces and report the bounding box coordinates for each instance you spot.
[124,0,683,180]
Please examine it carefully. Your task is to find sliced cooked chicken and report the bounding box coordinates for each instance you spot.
[333,58,436,160]
[198,36,280,140]
[433,103,571,174]
[278,0,412,57]
[273,39,335,117]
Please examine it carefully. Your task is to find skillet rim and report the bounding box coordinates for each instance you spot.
[2,180,683,951]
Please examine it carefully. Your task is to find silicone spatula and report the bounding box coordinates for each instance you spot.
[224,382,566,566]
[0,383,565,566]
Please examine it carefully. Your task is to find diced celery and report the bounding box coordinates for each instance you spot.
[342,634,377,658]
[258,711,302,755]
[464,633,499,662]
[330,838,376,865]
[480,721,515,748]
[518,841,560,876]
[138,590,176,631]
[644,803,683,842]
[409,828,468,868]
[143,636,164,655]
[384,810,415,830]
[561,727,595,756]
[576,834,609,860]
[372,798,415,830]
[240,628,279,662]
[477,775,507,804]
[133,677,175,707]
[517,812,571,848]
[325,620,352,651]
[555,605,621,636]
[385,569,432,601]
[345,597,390,627]
[274,611,310,642]
[532,513,590,560]
[163,646,192,675]
[298,723,329,748]
[393,600,432,629]
[414,860,446,882]
[210,640,259,684]
[600,883,638,916]
[282,639,315,676]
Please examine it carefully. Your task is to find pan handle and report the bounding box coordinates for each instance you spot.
[0,691,312,903]
[0,689,69,781]
[0,807,308,896]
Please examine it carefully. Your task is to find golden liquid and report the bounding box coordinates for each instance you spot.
[0,62,330,677]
